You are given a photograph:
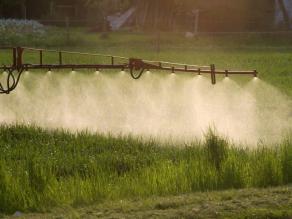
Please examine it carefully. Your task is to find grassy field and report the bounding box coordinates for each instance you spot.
[0,125,291,215]
[1,28,292,216]
[3,186,292,219]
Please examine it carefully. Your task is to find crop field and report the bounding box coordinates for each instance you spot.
[1,29,292,217]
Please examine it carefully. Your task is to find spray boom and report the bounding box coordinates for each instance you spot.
[0,47,257,94]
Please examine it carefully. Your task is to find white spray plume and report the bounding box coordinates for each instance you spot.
[0,71,291,145]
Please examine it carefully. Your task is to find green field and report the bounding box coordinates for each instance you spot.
[3,186,292,219]
[1,29,292,217]
[0,125,292,215]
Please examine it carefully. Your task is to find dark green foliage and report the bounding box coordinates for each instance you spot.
[281,138,292,184]
[204,127,228,171]
[0,0,275,31]
[0,161,10,211]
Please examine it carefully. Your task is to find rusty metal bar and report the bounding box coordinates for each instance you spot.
[16,47,24,69]
[171,67,175,73]
[40,50,43,65]
[149,66,256,76]
[211,64,216,84]
[23,64,127,70]
[215,70,257,75]
[59,51,62,65]
[21,47,129,60]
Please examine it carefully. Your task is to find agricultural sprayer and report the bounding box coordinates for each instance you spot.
[0,47,257,94]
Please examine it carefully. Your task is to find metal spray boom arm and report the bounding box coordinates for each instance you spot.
[0,47,257,94]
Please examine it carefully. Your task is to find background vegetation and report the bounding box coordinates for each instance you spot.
[0,0,277,31]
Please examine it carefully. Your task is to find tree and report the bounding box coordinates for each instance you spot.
[0,0,50,19]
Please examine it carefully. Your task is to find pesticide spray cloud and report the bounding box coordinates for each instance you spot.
[0,71,291,145]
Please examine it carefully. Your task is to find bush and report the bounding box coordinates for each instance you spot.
[0,19,45,46]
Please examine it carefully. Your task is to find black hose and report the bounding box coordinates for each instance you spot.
[0,68,24,94]
[130,68,145,80]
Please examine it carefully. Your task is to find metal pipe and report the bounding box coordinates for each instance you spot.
[40,50,43,66]
[210,64,216,85]
[16,47,24,70]
[23,64,127,70]
[59,51,63,65]
[172,67,175,73]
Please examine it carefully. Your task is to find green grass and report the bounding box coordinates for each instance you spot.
[4,186,292,219]
[0,125,291,214]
